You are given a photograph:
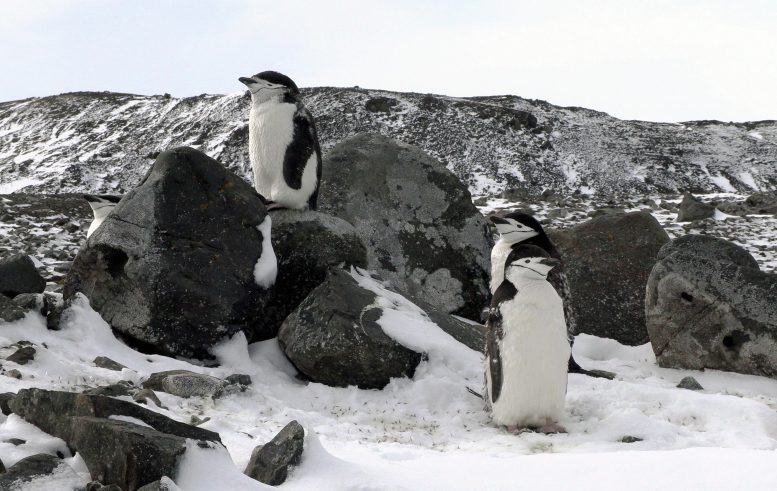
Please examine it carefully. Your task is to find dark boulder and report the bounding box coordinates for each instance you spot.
[9,389,221,489]
[0,253,46,298]
[63,147,273,358]
[0,453,83,489]
[278,268,483,389]
[646,235,777,377]
[244,209,367,341]
[548,211,670,345]
[9,389,221,443]
[319,133,492,320]
[244,420,305,485]
[676,193,715,222]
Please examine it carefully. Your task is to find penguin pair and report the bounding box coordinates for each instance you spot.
[489,212,614,380]
[239,71,322,211]
[485,244,570,433]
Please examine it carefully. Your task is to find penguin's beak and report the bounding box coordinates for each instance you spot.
[238,77,254,86]
[539,258,560,268]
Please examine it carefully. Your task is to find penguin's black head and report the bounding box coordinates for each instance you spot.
[489,211,544,244]
[83,194,122,211]
[504,244,558,279]
[239,70,299,96]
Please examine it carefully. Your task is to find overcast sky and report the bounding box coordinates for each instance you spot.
[1,0,775,122]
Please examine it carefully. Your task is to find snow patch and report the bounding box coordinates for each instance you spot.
[710,174,737,193]
[175,440,270,490]
[253,215,277,288]
[0,178,42,193]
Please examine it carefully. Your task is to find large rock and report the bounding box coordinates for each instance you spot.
[646,235,777,376]
[244,420,305,485]
[319,133,492,320]
[0,253,46,297]
[63,147,273,358]
[0,453,84,489]
[10,389,221,489]
[243,209,368,341]
[278,268,483,389]
[548,211,670,345]
[676,193,715,222]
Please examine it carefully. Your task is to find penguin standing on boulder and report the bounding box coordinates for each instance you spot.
[489,212,613,379]
[239,71,322,210]
[485,244,571,433]
[83,194,122,238]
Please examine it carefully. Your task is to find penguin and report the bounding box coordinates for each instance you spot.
[485,244,570,433]
[83,194,122,238]
[239,71,322,210]
[488,212,614,380]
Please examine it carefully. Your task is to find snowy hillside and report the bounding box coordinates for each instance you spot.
[1,88,776,196]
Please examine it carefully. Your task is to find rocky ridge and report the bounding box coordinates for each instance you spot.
[2,88,776,197]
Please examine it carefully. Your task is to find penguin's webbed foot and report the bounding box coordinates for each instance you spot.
[505,425,531,434]
[537,420,567,434]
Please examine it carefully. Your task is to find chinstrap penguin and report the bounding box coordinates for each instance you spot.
[488,212,614,380]
[485,244,570,434]
[84,194,122,238]
[239,71,322,211]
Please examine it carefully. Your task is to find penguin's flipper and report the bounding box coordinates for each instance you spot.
[486,307,504,404]
[487,281,518,405]
[282,106,320,191]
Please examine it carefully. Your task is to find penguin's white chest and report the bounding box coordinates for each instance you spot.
[248,102,297,198]
[488,282,571,427]
[490,239,513,293]
[87,207,114,238]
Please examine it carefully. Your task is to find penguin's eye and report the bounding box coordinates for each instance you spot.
[525,259,530,264]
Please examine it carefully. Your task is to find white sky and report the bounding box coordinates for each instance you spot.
[1,0,775,122]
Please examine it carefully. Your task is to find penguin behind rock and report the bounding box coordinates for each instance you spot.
[488,212,614,380]
[485,244,570,434]
[84,194,122,238]
[239,71,322,211]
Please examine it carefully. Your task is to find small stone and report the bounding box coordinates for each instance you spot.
[244,421,305,485]
[0,294,26,322]
[226,374,252,386]
[620,436,643,443]
[133,388,163,407]
[6,346,36,365]
[93,356,127,371]
[677,376,704,391]
[190,415,211,426]
[4,369,22,379]
[0,254,46,297]
[83,381,134,397]
[0,393,15,415]
[142,370,227,399]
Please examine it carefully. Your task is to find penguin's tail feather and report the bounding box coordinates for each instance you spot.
[466,386,483,399]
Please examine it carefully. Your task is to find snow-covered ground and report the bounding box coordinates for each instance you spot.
[2,292,777,490]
